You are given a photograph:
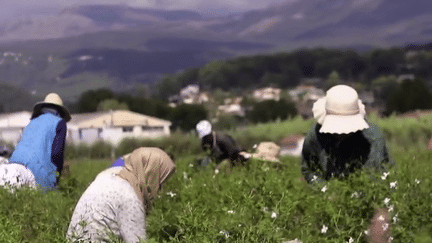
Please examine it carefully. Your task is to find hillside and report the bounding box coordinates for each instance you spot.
[0,81,41,112]
[0,1,431,101]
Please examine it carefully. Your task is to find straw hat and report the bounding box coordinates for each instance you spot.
[251,142,281,163]
[31,93,71,122]
[196,120,212,138]
[312,85,368,134]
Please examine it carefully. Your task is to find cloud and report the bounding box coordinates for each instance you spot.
[0,0,292,22]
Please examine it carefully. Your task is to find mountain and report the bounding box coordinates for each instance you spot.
[0,81,41,113]
[0,1,431,102]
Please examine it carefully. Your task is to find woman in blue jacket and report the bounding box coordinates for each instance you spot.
[0,93,70,190]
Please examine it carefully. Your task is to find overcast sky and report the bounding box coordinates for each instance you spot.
[0,0,293,22]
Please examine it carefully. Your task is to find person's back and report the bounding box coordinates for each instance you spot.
[10,113,63,188]
[5,93,70,190]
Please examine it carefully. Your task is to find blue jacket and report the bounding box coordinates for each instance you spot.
[10,113,66,189]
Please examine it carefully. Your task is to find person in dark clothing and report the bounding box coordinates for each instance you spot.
[3,93,70,190]
[301,85,393,243]
[301,85,390,183]
[196,120,247,167]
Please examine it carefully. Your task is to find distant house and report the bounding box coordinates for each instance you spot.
[0,111,32,146]
[289,85,325,119]
[180,84,200,104]
[217,97,245,117]
[252,87,281,101]
[67,110,172,145]
[169,85,209,106]
[279,134,305,157]
[288,85,325,103]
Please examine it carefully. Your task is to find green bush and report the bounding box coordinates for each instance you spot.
[90,140,113,159]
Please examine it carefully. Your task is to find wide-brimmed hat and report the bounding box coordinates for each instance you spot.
[196,120,212,138]
[251,142,281,163]
[312,85,368,134]
[31,93,71,122]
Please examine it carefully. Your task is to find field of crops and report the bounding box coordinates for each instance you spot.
[1,115,432,242]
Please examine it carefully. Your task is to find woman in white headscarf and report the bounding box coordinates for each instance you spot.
[301,85,391,183]
[67,147,176,243]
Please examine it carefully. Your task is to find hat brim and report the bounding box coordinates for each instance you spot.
[31,102,71,122]
[320,113,369,134]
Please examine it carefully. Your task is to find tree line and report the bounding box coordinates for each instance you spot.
[73,88,298,131]
[154,47,432,100]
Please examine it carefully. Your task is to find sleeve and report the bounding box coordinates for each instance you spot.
[51,119,66,183]
[118,197,146,243]
[301,128,324,183]
[365,125,392,169]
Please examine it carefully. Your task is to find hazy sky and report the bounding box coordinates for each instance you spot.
[0,0,292,22]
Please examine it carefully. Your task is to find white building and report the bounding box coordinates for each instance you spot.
[67,110,172,146]
[252,87,281,101]
[0,111,32,146]
[288,85,325,103]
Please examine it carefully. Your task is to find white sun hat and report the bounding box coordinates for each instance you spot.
[31,93,71,122]
[196,120,212,138]
[312,85,368,134]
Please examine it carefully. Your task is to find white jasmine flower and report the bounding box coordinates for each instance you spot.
[271,212,278,218]
[263,207,269,212]
[351,191,360,198]
[378,215,385,221]
[189,163,194,167]
[219,230,229,239]
[364,229,369,235]
[227,210,234,214]
[383,198,390,206]
[388,205,394,212]
[382,223,389,231]
[321,185,328,192]
[215,169,219,174]
[381,172,390,180]
[166,191,176,197]
[392,214,398,223]
[347,237,354,243]
[253,144,258,149]
[388,236,393,242]
[415,179,420,184]
[183,172,188,180]
[390,181,397,189]
[311,175,318,182]
[321,225,328,234]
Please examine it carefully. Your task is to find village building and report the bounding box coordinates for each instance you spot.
[0,111,32,146]
[169,84,209,107]
[217,97,245,117]
[67,110,172,146]
[252,87,281,101]
[289,85,325,119]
